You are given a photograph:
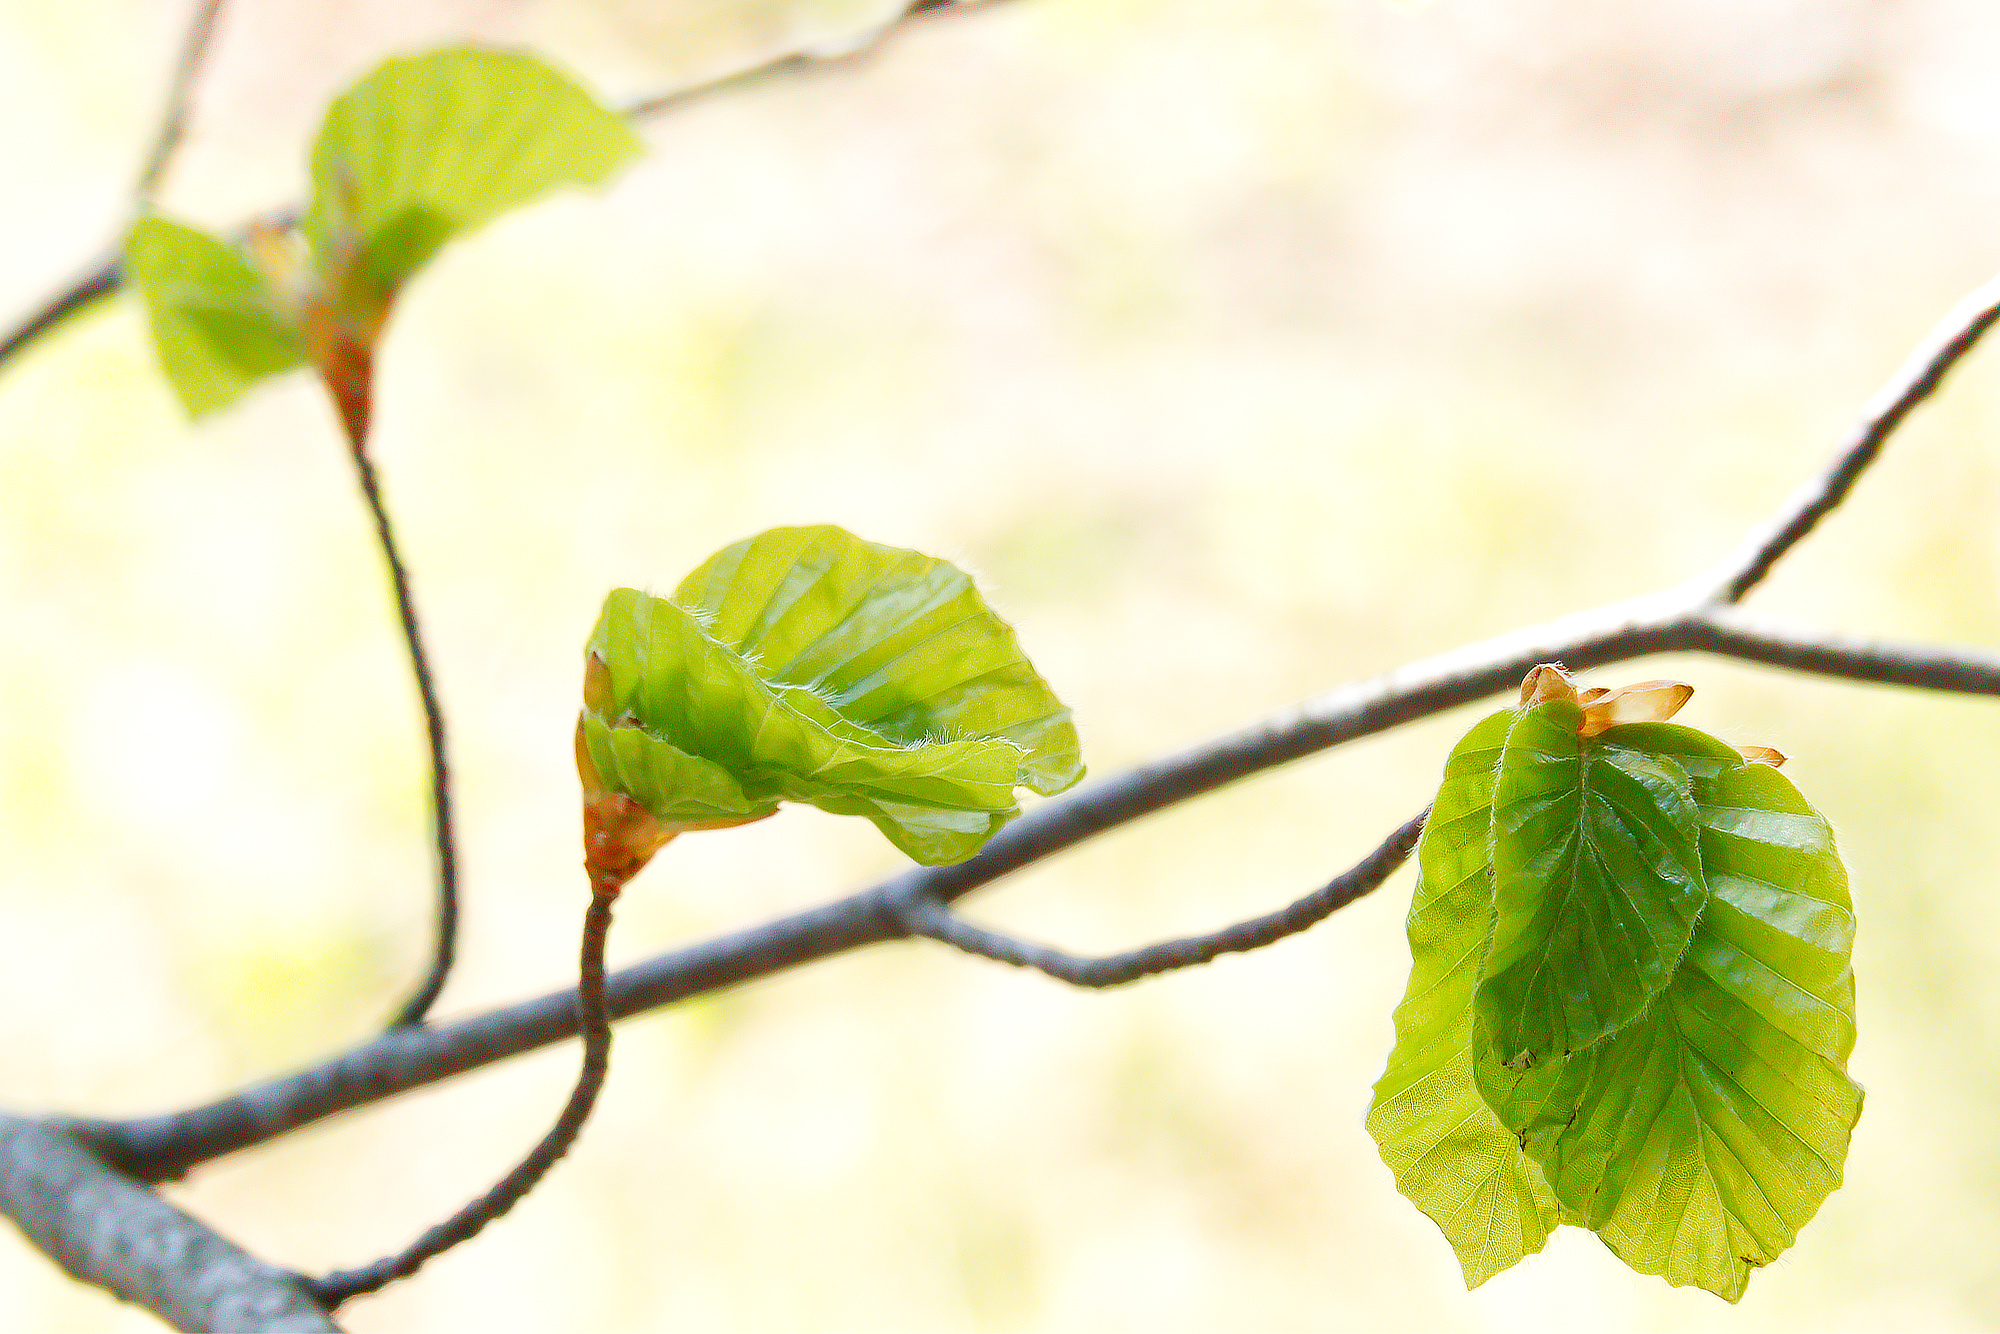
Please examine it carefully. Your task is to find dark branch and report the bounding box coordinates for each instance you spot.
[0,262,119,368]
[351,449,460,1030]
[1699,270,2000,605]
[312,886,620,1305]
[67,611,2000,1185]
[896,808,1428,987]
[0,1115,336,1333]
[1685,607,2000,693]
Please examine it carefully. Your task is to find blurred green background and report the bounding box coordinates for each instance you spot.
[5,0,2000,1328]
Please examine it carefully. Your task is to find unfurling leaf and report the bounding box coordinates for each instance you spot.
[1369,665,1858,1301]
[123,216,307,419]
[579,525,1083,871]
[129,47,638,422]
[304,46,641,297]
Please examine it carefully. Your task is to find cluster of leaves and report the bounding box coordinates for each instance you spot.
[124,47,639,421]
[579,524,1085,869]
[1367,666,1860,1300]
[113,34,1870,1307]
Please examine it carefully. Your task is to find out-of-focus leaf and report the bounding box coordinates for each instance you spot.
[304,46,640,295]
[123,216,306,419]
[583,525,1082,865]
[1476,699,1707,1067]
[1366,709,1558,1288]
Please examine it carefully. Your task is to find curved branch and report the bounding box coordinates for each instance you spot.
[0,262,119,368]
[136,0,230,202]
[311,885,619,1306]
[897,807,1427,987]
[350,448,460,1030]
[0,0,230,369]
[1695,270,2000,605]
[620,0,1001,120]
[0,1115,336,1333]
[68,610,2000,1185]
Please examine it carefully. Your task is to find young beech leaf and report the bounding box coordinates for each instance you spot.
[1371,669,1858,1301]
[123,216,307,418]
[1520,724,1860,1300]
[580,525,1083,866]
[1365,709,1559,1288]
[1476,699,1707,1067]
[304,46,641,297]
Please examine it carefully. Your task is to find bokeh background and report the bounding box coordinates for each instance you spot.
[5,0,2000,1328]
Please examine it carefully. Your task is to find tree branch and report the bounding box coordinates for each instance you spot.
[311,886,620,1306]
[0,1115,336,1333]
[135,0,229,202]
[619,0,1004,120]
[0,0,229,368]
[896,808,1428,987]
[64,608,2000,1185]
[1694,269,2000,605]
[48,261,2000,1165]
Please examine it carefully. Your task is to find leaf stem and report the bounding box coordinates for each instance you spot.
[307,880,619,1308]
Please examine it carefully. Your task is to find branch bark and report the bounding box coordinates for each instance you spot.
[898,807,1429,987]
[0,1115,335,1333]
[62,604,2000,1186]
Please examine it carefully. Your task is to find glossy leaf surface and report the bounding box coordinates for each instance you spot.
[583,526,1082,865]
[123,216,306,418]
[1477,700,1707,1067]
[1371,679,1858,1301]
[305,46,640,293]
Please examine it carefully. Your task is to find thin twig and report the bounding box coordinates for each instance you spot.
[620,0,1001,120]
[0,0,1012,375]
[0,263,120,368]
[135,0,229,202]
[309,884,619,1307]
[0,0,228,369]
[352,446,460,1029]
[896,807,1428,987]
[1697,270,2000,605]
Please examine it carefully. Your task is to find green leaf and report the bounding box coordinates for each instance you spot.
[304,46,640,294]
[1476,701,1708,1066]
[1511,724,1860,1301]
[123,216,307,419]
[1373,692,1859,1301]
[1366,709,1559,1288]
[584,525,1083,865]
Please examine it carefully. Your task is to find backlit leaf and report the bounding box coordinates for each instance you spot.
[305,46,640,294]
[1371,672,1858,1301]
[123,216,307,419]
[1366,709,1559,1287]
[583,525,1082,865]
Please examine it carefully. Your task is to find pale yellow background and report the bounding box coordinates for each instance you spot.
[5,0,2000,1329]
